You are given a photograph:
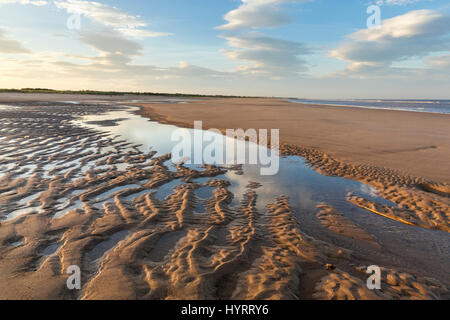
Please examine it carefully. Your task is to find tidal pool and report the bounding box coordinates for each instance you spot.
[73,105,450,281]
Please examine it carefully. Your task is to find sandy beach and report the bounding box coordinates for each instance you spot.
[136,98,450,184]
[137,98,450,233]
[0,93,448,300]
[3,0,450,308]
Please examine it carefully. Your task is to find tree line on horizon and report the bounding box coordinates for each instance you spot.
[0,88,260,99]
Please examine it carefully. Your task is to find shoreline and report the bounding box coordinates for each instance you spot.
[287,99,450,115]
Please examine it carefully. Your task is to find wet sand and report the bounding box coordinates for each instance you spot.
[137,98,450,234]
[0,94,448,300]
[136,98,450,184]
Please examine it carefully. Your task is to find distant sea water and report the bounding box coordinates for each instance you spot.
[288,99,450,114]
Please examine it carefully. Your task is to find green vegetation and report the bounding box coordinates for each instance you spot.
[0,88,255,98]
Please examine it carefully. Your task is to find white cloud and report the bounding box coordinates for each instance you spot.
[350,10,449,42]
[79,30,143,56]
[375,0,422,5]
[0,0,48,5]
[217,1,313,76]
[223,34,310,75]
[217,0,312,30]
[329,10,450,76]
[53,0,172,38]
[0,0,172,38]
[19,30,227,82]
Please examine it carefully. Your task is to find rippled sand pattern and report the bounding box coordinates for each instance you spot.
[281,143,450,232]
[0,103,448,300]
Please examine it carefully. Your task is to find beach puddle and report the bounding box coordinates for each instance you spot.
[11,239,25,247]
[87,230,130,262]
[163,160,178,172]
[196,186,215,199]
[74,108,391,213]
[70,108,426,216]
[124,189,151,202]
[5,235,25,248]
[16,192,41,207]
[94,184,142,201]
[154,179,184,201]
[194,200,207,214]
[6,206,44,221]
[194,185,216,214]
[147,231,187,262]
[53,200,84,219]
[92,199,114,210]
[41,243,61,256]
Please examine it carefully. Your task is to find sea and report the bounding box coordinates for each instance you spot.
[288,99,450,114]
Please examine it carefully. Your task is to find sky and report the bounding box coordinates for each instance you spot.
[0,0,450,98]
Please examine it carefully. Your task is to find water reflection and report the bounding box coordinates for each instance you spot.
[75,107,391,218]
[1,102,448,283]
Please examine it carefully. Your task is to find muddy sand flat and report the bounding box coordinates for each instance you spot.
[0,94,448,300]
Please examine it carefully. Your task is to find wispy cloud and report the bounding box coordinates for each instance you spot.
[0,26,231,93]
[374,0,423,6]
[222,34,311,75]
[0,27,30,53]
[426,54,450,69]
[217,0,312,30]
[1,0,173,37]
[0,0,48,5]
[1,0,449,98]
[217,0,313,76]
[79,30,143,56]
[54,0,172,38]
[329,10,450,76]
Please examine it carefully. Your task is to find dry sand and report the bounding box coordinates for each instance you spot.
[0,95,448,300]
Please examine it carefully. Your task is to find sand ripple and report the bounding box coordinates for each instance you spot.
[0,103,448,300]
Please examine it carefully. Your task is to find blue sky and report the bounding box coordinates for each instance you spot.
[0,0,450,98]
